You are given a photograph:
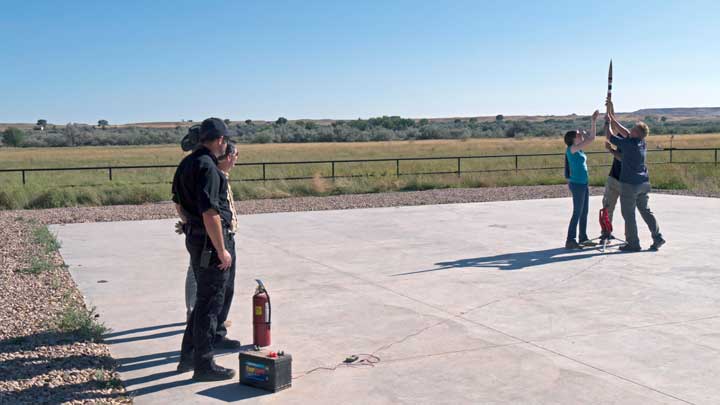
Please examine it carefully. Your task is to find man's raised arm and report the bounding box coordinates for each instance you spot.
[606,100,630,138]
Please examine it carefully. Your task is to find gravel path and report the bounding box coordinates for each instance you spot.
[0,185,716,404]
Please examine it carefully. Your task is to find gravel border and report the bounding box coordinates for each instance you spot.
[3,185,603,224]
[0,185,716,403]
[4,184,716,226]
[0,216,130,404]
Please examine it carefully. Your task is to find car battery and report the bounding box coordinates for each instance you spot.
[239,350,292,392]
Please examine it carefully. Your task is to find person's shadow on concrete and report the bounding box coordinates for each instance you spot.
[103,322,186,339]
[103,328,186,345]
[120,344,257,398]
[116,344,256,373]
[393,247,618,276]
[117,350,183,373]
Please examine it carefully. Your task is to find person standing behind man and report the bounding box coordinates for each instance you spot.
[172,117,241,381]
[606,101,666,252]
[564,110,600,249]
[600,101,623,237]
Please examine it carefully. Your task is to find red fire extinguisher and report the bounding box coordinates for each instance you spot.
[253,279,271,347]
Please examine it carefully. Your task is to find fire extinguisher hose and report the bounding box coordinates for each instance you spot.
[266,289,272,325]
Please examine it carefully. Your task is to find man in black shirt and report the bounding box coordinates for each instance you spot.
[602,119,623,231]
[172,117,240,381]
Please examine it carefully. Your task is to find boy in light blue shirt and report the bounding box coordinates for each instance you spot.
[564,110,600,249]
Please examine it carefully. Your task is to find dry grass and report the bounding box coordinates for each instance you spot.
[0,134,718,209]
[1,134,719,169]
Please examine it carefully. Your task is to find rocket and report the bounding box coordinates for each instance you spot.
[607,59,613,102]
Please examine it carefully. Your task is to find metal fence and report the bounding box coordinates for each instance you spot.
[1,147,718,186]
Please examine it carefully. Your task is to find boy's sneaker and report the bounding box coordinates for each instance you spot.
[619,244,642,252]
[565,240,582,250]
[649,238,666,251]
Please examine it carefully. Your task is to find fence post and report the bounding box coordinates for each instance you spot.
[108,167,113,181]
[262,163,266,182]
[396,159,400,177]
[715,149,718,166]
[670,148,673,163]
[456,157,461,177]
[515,155,519,173]
[22,170,26,186]
[331,161,335,179]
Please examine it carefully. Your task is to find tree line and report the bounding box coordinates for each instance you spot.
[3,115,720,147]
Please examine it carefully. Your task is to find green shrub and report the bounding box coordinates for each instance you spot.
[2,127,26,147]
[27,188,78,209]
[34,225,61,255]
[74,188,102,206]
[56,305,108,342]
[0,188,21,209]
[15,225,60,274]
[99,185,166,205]
[18,256,54,274]
[653,176,688,190]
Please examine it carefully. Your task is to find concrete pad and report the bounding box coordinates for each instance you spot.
[51,194,720,404]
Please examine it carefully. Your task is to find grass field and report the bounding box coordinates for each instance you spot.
[1,134,719,209]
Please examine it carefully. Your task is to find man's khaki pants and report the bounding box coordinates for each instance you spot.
[602,176,622,224]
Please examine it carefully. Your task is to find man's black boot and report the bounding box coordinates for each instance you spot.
[176,358,194,373]
[192,364,236,381]
[176,351,194,373]
[214,337,242,350]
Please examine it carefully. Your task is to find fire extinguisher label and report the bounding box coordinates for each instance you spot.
[255,306,262,316]
[264,303,269,322]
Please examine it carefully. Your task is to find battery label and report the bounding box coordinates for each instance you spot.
[244,361,270,382]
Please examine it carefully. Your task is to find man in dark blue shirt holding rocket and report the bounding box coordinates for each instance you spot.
[606,100,666,252]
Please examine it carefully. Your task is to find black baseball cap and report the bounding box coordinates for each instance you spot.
[199,117,230,142]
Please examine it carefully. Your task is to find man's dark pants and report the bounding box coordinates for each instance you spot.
[180,226,236,370]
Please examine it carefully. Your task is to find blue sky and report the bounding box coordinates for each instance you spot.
[1,0,718,124]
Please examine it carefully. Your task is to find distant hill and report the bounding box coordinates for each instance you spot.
[4,108,720,130]
[632,107,720,118]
